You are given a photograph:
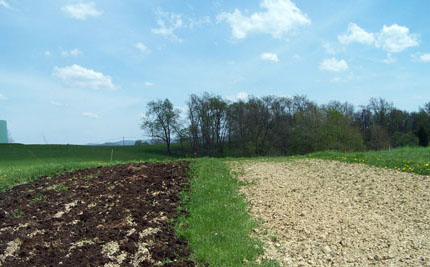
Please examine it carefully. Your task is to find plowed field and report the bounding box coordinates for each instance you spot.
[232,159,430,266]
[0,162,194,267]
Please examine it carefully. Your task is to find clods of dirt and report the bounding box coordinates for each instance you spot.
[231,159,430,266]
[0,162,194,267]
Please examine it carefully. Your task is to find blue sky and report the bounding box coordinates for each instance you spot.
[1,0,429,144]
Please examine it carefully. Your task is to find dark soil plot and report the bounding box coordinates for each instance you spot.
[0,162,194,266]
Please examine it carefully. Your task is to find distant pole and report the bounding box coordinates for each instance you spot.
[123,136,125,146]
[43,136,48,144]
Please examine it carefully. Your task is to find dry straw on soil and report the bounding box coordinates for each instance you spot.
[231,159,430,266]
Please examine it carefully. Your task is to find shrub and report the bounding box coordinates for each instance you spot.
[392,131,418,147]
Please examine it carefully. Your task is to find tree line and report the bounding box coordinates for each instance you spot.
[141,93,430,156]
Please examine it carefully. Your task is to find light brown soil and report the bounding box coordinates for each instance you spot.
[231,159,430,266]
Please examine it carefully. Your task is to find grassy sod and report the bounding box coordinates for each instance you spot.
[176,158,278,266]
[308,146,430,175]
[0,144,181,191]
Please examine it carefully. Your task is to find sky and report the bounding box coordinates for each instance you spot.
[1,0,429,144]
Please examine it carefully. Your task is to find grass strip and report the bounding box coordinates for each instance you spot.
[176,158,278,266]
[308,146,430,175]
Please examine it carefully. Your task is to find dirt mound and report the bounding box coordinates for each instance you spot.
[231,159,430,266]
[0,162,194,266]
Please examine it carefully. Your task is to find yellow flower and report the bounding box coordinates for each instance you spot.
[426,163,429,167]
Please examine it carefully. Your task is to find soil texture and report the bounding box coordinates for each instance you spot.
[231,159,430,266]
[0,162,194,267]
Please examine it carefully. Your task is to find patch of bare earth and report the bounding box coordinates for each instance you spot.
[0,162,194,266]
[231,159,430,266]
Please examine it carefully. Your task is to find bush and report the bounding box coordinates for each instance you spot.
[134,140,143,146]
[315,110,365,152]
[392,132,418,147]
[368,125,391,150]
[417,127,429,147]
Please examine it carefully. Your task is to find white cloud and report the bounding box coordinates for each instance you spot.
[151,10,211,42]
[330,72,358,83]
[0,93,7,100]
[323,42,336,55]
[237,92,249,100]
[151,10,184,42]
[82,112,100,119]
[338,23,375,45]
[260,52,279,62]
[136,42,150,53]
[217,0,311,39]
[62,2,102,20]
[419,53,430,63]
[0,0,11,9]
[319,58,348,72]
[188,16,211,29]
[226,92,249,102]
[44,50,51,56]
[144,82,154,87]
[383,53,397,64]
[53,64,116,90]
[50,101,66,107]
[339,23,418,53]
[61,49,82,57]
[375,24,419,53]
[176,106,188,120]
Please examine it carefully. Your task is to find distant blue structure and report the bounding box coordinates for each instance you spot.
[0,120,8,143]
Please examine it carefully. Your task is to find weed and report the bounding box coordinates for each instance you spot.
[54,184,69,192]
[10,209,25,218]
[30,193,47,204]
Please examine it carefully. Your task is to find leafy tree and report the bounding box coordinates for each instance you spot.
[392,131,418,147]
[368,98,393,128]
[289,101,322,155]
[141,99,179,154]
[417,126,429,147]
[316,110,364,152]
[187,93,228,155]
[134,140,143,146]
[369,125,391,150]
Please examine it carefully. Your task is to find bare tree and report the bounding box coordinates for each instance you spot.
[141,99,179,154]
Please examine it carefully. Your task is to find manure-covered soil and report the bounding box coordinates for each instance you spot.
[0,162,194,267]
[231,159,430,266]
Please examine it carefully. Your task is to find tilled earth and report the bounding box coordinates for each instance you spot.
[231,159,430,266]
[0,162,194,266]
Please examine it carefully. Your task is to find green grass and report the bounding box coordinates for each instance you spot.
[176,158,278,266]
[308,146,430,175]
[0,143,180,191]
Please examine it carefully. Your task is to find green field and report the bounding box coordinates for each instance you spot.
[0,143,179,191]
